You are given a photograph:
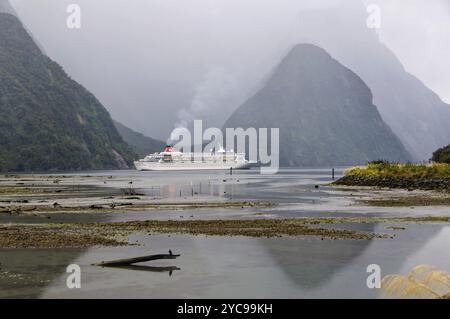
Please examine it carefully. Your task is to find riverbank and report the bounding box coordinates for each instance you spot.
[333,162,450,191]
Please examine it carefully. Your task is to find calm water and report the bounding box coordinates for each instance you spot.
[1,168,450,298]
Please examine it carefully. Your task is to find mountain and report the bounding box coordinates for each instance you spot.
[113,120,165,158]
[223,44,412,167]
[0,12,135,171]
[293,3,450,161]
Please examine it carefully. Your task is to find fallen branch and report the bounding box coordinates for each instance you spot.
[94,253,180,267]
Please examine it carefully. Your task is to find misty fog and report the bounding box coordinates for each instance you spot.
[9,0,450,141]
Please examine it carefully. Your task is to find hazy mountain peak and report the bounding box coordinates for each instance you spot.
[292,5,450,161]
[224,43,412,167]
[0,0,16,15]
[289,43,331,55]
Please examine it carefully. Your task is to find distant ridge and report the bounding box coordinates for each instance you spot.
[113,120,165,158]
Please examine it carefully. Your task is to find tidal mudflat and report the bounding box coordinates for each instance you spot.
[1,168,449,298]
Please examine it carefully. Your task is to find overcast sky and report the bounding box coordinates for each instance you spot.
[9,0,450,140]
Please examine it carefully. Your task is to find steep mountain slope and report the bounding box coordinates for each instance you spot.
[0,12,135,171]
[113,120,165,158]
[293,3,450,160]
[223,44,412,167]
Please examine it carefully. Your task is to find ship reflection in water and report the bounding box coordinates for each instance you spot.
[1,168,449,298]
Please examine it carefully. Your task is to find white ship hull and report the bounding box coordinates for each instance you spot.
[134,161,253,171]
[134,145,255,171]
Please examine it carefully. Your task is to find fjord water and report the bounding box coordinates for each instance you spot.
[1,168,450,298]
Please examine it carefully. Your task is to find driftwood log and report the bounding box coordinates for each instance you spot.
[110,265,180,273]
[94,253,180,267]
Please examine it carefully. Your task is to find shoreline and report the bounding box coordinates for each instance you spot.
[330,185,450,207]
[333,175,450,191]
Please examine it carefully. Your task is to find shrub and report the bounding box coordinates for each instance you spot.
[345,162,450,179]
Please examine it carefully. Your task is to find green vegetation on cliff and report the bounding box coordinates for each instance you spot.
[432,145,450,164]
[0,13,135,171]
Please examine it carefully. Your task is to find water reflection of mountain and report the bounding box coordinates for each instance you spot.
[0,248,87,298]
[259,223,442,291]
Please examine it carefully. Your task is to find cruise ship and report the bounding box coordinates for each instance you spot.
[134,145,255,171]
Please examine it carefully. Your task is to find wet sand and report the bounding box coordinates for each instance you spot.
[3,216,450,249]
